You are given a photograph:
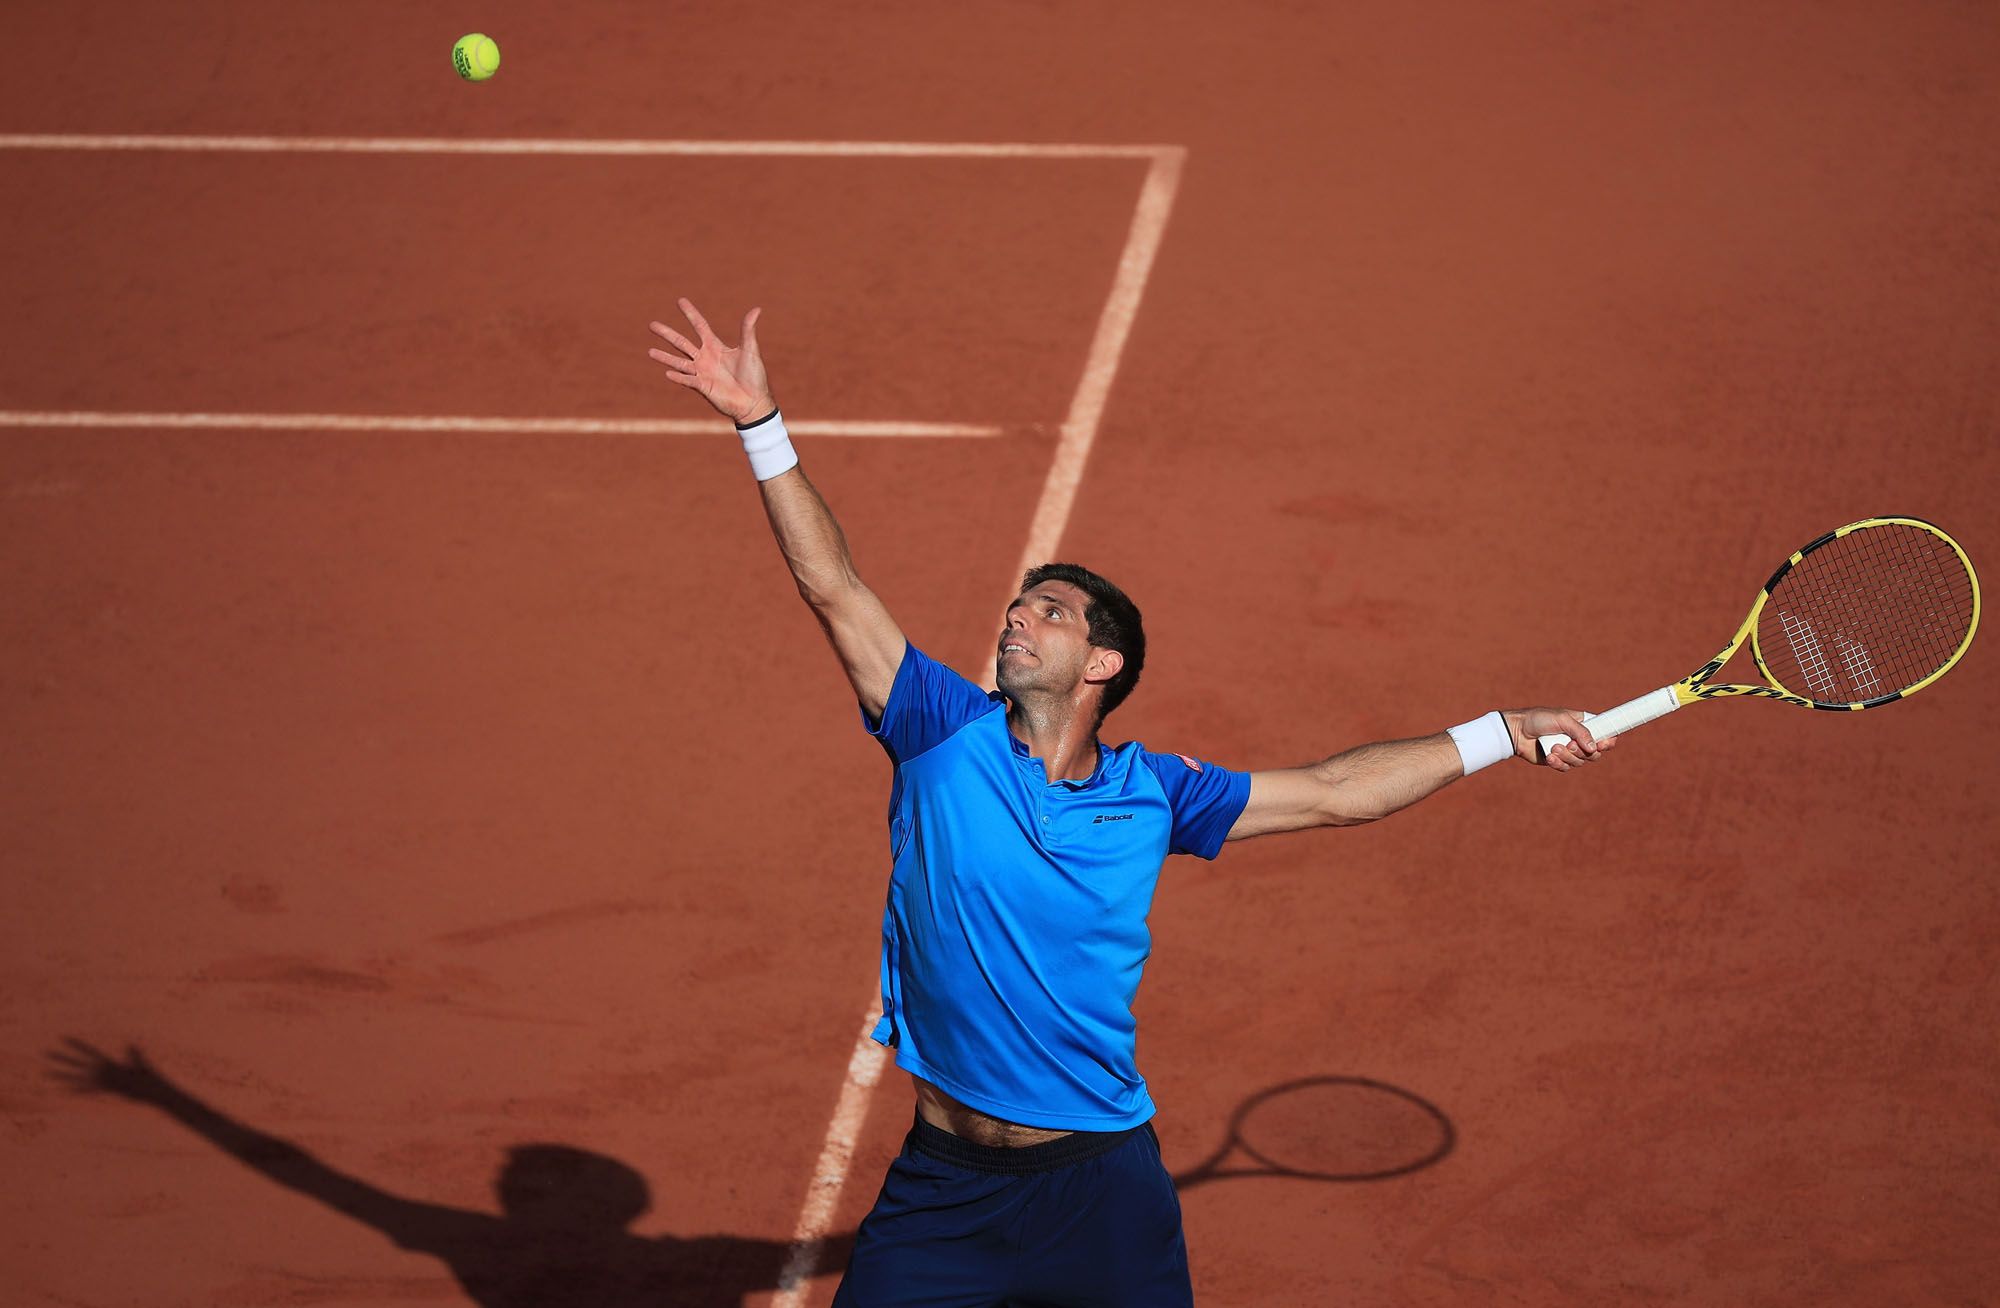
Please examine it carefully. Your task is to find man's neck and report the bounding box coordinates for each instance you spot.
[1005,697,1101,782]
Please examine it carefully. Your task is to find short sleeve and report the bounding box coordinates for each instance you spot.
[864,643,1001,764]
[1137,748,1252,859]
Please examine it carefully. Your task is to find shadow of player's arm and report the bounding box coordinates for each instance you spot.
[662,1227,860,1305]
[48,1040,473,1251]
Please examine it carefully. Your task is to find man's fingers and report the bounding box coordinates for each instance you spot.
[678,297,717,344]
[662,371,704,391]
[649,322,700,358]
[1547,713,1597,758]
[647,346,695,373]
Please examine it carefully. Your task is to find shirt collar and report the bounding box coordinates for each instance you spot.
[1008,731,1109,788]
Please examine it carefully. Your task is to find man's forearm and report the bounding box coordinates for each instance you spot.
[1307,733,1463,825]
[648,301,902,710]
[758,465,866,609]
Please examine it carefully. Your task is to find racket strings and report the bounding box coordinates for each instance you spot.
[1760,523,1975,704]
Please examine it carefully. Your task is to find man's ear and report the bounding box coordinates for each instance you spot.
[1084,648,1124,686]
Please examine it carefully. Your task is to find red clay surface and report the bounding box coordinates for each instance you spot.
[5,4,1997,1306]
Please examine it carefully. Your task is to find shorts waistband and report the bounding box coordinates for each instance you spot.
[906,1112,1147,1176]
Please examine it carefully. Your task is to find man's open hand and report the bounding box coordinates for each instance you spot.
[648,298,775,425]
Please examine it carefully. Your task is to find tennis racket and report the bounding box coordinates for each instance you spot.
[1169,1075,1455,1191]
[1538,516,1980,759]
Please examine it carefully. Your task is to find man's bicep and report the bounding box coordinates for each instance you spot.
[1226,768,1331,842]
[816,585,907,722]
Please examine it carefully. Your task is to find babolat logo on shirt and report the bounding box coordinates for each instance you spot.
[1174,753,1203,772]
[1092,813,1135,824]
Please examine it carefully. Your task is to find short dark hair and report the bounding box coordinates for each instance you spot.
[1021,562,1145,722]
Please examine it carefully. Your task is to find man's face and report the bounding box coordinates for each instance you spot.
[995,580,1099,700]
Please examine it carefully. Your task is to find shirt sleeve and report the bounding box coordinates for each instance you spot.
[863,643,1001,764]
[1138,748,1253,859]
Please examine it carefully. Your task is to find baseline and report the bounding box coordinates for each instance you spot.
[0,413,999,438]
[0,133,1170,159]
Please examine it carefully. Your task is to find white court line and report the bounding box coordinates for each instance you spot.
[0,133,1141,441]
[992,146,1188,687]
[770,998,888,1299]
[770,144,1187,1307]
[0,133,1168,159]
[0,412,999,438]
[2,126,1179,1300]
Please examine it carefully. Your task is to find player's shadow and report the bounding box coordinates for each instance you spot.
[1170,1074,1457,1193]
[47,1040,850,1308]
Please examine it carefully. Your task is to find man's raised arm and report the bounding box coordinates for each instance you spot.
[647,299,905,719]
[1225,708,1615,842]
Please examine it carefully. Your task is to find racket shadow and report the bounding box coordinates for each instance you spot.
[1170,1074,1456,1193]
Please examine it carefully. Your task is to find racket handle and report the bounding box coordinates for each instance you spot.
[1536,685,1680,759]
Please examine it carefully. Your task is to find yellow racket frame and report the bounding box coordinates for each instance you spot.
[1691,515,1980,710]
[1539,516,1980,757]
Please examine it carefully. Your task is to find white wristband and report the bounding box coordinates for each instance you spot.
[1447,710,1513,775]
[736,409,799,481]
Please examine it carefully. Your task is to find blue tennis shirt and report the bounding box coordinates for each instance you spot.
[864,643,1251,1131]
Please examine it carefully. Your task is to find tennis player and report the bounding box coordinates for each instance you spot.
[647,300,1612,1306]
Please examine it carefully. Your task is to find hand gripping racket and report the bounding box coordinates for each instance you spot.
[1539,516,1980,759]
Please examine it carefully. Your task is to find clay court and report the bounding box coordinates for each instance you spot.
[5,4,1997,1305]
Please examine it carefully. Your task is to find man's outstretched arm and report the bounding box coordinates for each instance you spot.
[1225,708,1614,841]
[648,299,904,719]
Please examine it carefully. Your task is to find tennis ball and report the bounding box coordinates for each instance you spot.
[452,33,501,82]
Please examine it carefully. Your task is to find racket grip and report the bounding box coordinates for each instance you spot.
[1535,685,1680,759]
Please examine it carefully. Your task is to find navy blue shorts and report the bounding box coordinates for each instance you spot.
[831,1113,1192,1308]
